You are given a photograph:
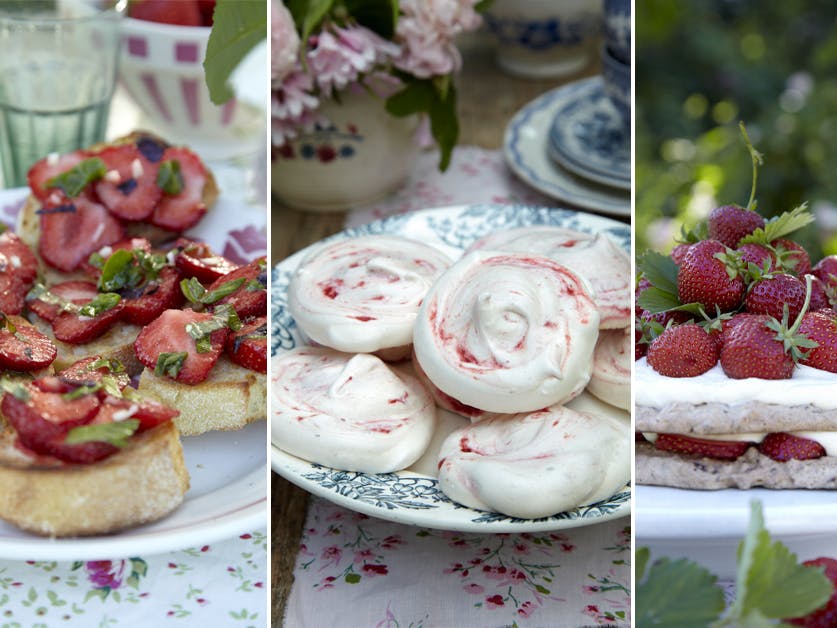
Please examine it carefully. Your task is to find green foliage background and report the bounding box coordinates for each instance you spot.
[636,0,837,261]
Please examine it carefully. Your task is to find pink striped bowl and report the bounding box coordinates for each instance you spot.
[119,17,238,141]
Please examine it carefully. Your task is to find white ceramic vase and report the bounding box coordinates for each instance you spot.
[272,86,420,212]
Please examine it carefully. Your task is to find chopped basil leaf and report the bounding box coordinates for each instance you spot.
[184,305,241,353]
[0,314,17,335]
[98,248,168,293]
[156,159,183,195]
[180,276,245,305]
[0,378,29,401]
[46,157,107,198]
[65,419,140,448]
[89,357,126,374]
[155,352,187,378]
[87,251,107,269]
[101,375,124,398]
[62,383,101,400]
[78,292,121,318]
[245,278,264,291]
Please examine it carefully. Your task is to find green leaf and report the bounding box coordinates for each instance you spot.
[62,383,102,401]
[636,547,651,582]
[78,292,121,318]
[636,556,725,628]
[0,378,29,401]
[343,0,398,38]
[636,287,681,313]
[155,352,187,378]
[299,0,334,46]
[156,160,183,195]
[738,203,814,246]
[98,249,141,293]
[638,250,680,294]
[65,419,140,448]
[46,157,106,198]
[185,304,241,353]
[203,0,267,105]
[345,573,361,584]
[728,501,833,621]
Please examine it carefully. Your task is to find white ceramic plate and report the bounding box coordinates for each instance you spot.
[503,77,631,217]
[636,485,837,579]
[271,204,631,533]
[0,186,267,560]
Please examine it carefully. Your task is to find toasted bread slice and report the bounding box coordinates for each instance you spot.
[137,356,266,436]
[0,420,189,537]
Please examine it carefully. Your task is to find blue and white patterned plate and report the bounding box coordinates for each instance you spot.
[503,78,631,217]
[271,204,631,533]
[547,78,630,190]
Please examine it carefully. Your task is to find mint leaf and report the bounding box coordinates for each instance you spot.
[726,501,832,622]
[203,0,267,105]
[638,250,680,294]
[738,203,814,245]
[65,419,140,448]
[636,556,725,627]
[155,352,187,378]
[46,157,107,198]
[156,159,183,195]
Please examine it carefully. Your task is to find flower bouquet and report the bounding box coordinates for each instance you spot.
[272,0,484,176]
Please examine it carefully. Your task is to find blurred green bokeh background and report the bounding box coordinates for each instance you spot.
[636,0,837,262]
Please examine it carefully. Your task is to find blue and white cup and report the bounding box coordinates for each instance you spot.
[484,0,602,79]
[603,0,630,64]
[601,45,630,123]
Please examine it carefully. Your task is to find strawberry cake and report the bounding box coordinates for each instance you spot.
[635,187,837,489]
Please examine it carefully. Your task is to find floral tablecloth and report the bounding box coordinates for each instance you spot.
[0,531,267,627]
[282,145,632,628]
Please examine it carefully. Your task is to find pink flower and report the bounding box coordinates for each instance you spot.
[319,545,342,567]
[463,583,484,595]
[353,549,375,564]
[271,69,321,145]
[271,0,299,85]
[394,0,482,78]
[518,601,537,618]
[482,565,508,580]
[485,594,505,609]
[85,560,125,589]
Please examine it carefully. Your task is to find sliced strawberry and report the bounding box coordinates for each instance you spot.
[81,237,153,279]
[150,147,209,232]
[198,0,216,25]
[38,195,125,272]
[0,316,56,371]
[129,0,202,26]
[134,309,229,385]
[29,281,125,345]
[121,265,185,325]
[94,144,162,221]
[58,356,131,389]
[95,395,179,432]
[787,557,837,626]
[758,432,826,462]
[226,316,267,373]
[208,257,267,319]
[0,231,38,315]
[654,433,752,460]
[173,238,239,284]
[27,150,88,202]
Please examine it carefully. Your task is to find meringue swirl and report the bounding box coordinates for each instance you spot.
[288,235,452,353]
[468,226,630,329]
[271,347,436,473]
[437,402,630,518]
[413,251,600,413]
[587,328,631,410]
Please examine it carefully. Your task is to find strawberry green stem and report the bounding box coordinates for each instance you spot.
[739,121,763,212]
[789,274,813,336]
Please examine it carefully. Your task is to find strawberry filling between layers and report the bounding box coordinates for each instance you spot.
[640,431,830,462]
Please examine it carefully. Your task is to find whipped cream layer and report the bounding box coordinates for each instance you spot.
[413,251,600,413]
[437,401,630,519]
[635,358,837,410]
[288,235,451,353]
[468,226,630,329]
[588,328,630,410]
[271,347,436,473]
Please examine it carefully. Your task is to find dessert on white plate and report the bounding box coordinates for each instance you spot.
[413,250,600,414]
[271,347,436,474]
[467,226,631,329]
[287,235,451,359]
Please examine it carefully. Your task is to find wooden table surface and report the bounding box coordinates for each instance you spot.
[269,34,603,626]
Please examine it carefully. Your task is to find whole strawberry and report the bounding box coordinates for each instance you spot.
[646,323,719,377]
[720,312,815,379]
[678,239,745,312]
[758,432,825,462]
[745,273,806,321]
[737,242,777,272]
[708,204,765,248]
[787,557,837,627]
[807,275,832,312]
[799,310,837,373]
[773,238,812,276]
[812,255,837,289]
[670,243,692,265]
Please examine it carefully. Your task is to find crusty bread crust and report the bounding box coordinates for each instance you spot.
[138,356,265,436]
[636,441,837,489]
[0,421,189,537]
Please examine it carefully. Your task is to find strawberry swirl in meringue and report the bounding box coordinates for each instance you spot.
[587,328,631,410]
[468,226,630,329]
[413,251,600,413]
[288,235,452,356]
[437,402,630,518]
[271,347,436,473]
